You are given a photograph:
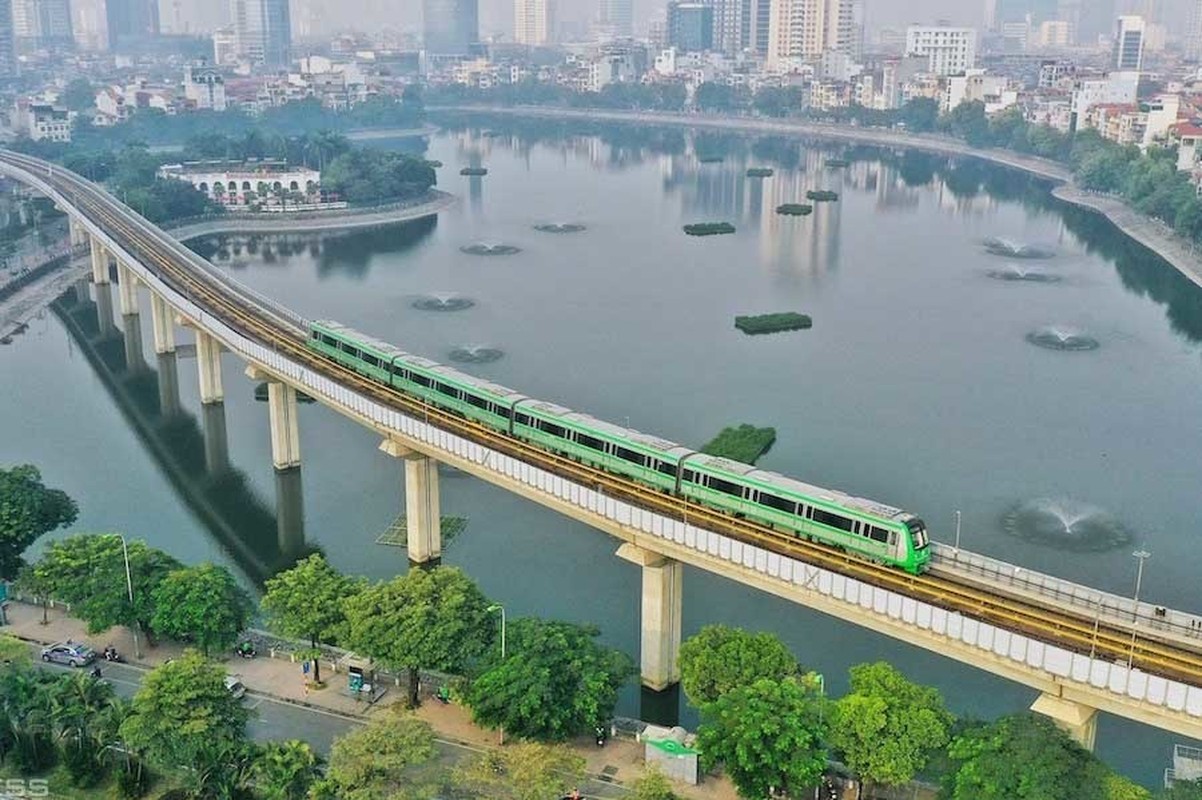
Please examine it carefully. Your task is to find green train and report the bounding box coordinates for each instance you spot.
[307,320,932,574]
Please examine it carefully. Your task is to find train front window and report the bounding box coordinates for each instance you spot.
[906,518,929,549]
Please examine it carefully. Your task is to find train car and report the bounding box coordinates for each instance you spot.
[309,320,403,385]
[392,354,523,433]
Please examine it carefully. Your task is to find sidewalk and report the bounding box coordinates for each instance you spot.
[1,600,738,800]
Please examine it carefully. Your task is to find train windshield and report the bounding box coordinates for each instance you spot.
[905,518,929,549]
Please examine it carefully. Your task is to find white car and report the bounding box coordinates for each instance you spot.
[224,675,246,699]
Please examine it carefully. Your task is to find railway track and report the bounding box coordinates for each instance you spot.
[10,150,1202,691]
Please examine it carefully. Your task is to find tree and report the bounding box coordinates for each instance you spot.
[697,677,828,800]
[344,566,495,706]
[465,618,634,741]
[899,98,940,132]
[321,149,437,204]
[630,766,680,800]
[0,464,77,580]
[942,714,1108,800]
[60,78,96,112]
[694,82,742,113]
[30,534,183,639]
[119,652,251,792]
[1106,774,1152,800]
[454,742,586,800]
[1162,779,1202,800]
[150,563,253,656]
[321,712,439,800]
[678,624,800,707]
[261,554,362,685]
[830,662,953,792]
[253,739,323,800]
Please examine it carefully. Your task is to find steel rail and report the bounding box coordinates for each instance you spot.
[14,151,1202,689]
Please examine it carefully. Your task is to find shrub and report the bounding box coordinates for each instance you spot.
[734,312,813,335]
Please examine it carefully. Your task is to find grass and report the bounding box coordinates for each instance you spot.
[734,312,813,335]
[459,167,488,176]
[776,203,813,216]
[746,167,774,177]
[806,189,839,202]
[0,764,172,800]
[683,222,736,236]
[701,424,777,465]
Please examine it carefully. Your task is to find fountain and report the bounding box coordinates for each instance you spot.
[448,345,505,364]
[983,237,1055,259]
[1025,325,1099,351]
[460,242,522,256]
[533,222,587,234]
[986,264,1061,283]
[1002,499,1133,552]
[411,292,476,312]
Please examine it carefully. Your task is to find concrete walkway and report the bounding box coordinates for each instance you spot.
[0,254,88,341]
[1,600,741,800]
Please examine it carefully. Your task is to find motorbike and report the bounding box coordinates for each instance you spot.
[235,641,257,659]
[594,724,607,747]
[103,646,123,663]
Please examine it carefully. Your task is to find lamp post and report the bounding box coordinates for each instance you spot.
[1128,549,1151,669]
[487,604,506,744]
[953,509,962,554]
[104,533,140,659]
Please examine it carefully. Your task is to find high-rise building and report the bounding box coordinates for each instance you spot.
[0,0,15,76]
[1188,0,1202,60]
[598,0,632,37]
[16,0,72,47]
[905,25,978,75]
[751,0,770,53]
[106,0,158,45]
[230,0,291,67]
[667,1,713,51]
[423,0,477,55]
[1113,15,1144,71]
[766,0,854,66]
[514,0,551,44]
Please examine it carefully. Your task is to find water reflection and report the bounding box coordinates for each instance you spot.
[51,288,312,584]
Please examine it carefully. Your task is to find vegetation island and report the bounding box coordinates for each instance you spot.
[459,166,488,176]
[776,203,814,216]
[735,312,813,334]
[806,189,840,202]
[684,222,736,236]
[746,167,774,178]
[701,424,777,465]
[825,158,850,168]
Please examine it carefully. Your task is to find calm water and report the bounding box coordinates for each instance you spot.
[5,124,1202,784]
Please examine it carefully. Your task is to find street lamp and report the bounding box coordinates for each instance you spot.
[953,509,962,554]
[1128,549,1151,669]
[487,604,506,744]
[103,533,140,660]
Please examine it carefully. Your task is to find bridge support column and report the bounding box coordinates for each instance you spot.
[117,263,139,316]
[1031,693,1099,751]
[89,237,109,284]
[275,467,305,559]
[196,330,224,404]
[69,217,87,247]
[201,401,230,475]
[617,543,683,691]
[267,382,302,470]
[122,313,146,373]
[157,352,181,417]
[73,278,90,304]
[94,283,115,337]
[150,293,175,354]
[379,439,442,564]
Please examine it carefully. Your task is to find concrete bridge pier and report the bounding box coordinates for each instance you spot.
[121,313,146,373]
[275,467,306,559]
[89,236,109,284]
[116,263,139,316]
[195,330,224,404]
[156,352,181,417]
[1031,692,1099,751]
[267,382,301,470]
[68,217,87,247]
[201,401,230,475]
[73,277,90,304]
[93,283,116,337]
[379,439,442,564]
[150,293,175,354]
[617,543,683,691]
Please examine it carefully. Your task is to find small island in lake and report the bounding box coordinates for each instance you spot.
[825,158,850,168]
[698,155,724,163]
[776,203,814,216]
[460,167,488,176]
[684,222,736,236]
[735,312,813,335]
[746,167,775,178]
[701,424,777,465]
[806,189,839,201]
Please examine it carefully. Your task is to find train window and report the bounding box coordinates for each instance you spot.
[869,526,889,543]
[852,521,862,535]
[655,460,678,477]
[613,445,645,466]
[682,469,699,483]
[515,412,532,426]
[759,492,798,515]
[494,405,512,419]
[435,383,460,399]
[888,531,898,546]
[801,505,812,519]
[707,476,745,498]
[812,508,854,532]
[322,334,338,347]
[576,432,605,451]
[362,353,380,368]
[410,373,431,388]
[340,342,360,358]
[539,420,567,438]
[465,394,489,410]
[394,367,411,381]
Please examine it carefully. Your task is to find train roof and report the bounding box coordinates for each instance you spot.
[425,362,527,401]
[747,469,906,520]
[563,412,695,457]
[315,319,408,359]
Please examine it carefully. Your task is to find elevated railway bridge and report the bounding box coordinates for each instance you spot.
[5,149,1201,750]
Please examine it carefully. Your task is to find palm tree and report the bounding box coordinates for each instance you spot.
[50,672,118,786]
[253,740,324,800]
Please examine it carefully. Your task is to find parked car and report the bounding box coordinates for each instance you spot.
[224,675,246,699]
[40,641,96,667]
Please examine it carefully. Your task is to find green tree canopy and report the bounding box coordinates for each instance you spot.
[150,563,253,655]
[830,662,953,790]
[254,739,323,800]
[630,766,680,800]
[942,713,1108,800]
[1106,774,1152,800]
[119,652,251,786]
[0,464,78,580]
[1162,779,1202,800]
[679,624,801,707]
[454,742,586,800]
[464,618,634,741]
[344,566,495,706]
[261,553,363,684]
[29,534,182,637]
[322,149,437,204]
[320,712,439,800]
[60,78,96,111]
[697,677,828,799]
